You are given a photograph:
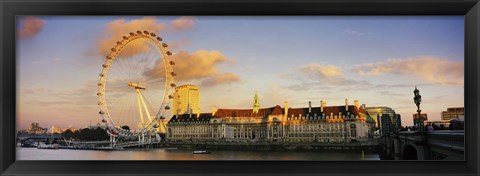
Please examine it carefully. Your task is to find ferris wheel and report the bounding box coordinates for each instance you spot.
[97,30,176,142]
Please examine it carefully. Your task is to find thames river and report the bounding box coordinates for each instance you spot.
[17,147,380,160]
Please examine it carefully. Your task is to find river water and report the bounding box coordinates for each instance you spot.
[17,147,380,160]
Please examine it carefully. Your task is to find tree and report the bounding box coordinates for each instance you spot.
[62,129,74,139]
[121,125,130,131]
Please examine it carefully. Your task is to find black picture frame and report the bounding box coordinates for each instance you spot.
[1,0,479,175]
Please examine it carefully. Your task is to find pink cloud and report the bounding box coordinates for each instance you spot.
[354,56,464,85]
[144,49,233,81]
[17,16,45,39]
[200,73,241,87]
[97,17,166,56]
[170,16,195,31]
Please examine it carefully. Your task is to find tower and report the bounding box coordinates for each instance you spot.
[172,84,200,116]
[284,101,289,116]
[253,91,260,113]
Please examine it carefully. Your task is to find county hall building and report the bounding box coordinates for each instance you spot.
[166,86,376,143]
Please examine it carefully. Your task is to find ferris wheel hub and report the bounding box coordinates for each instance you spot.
[128,82,146,90]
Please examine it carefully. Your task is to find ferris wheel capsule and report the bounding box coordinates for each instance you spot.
[165,105,170,110]
[162,43,168,47]
[166,51,172,55]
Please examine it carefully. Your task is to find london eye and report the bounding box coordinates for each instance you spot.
[97,30,176,143]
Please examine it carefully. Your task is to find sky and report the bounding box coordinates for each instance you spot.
[16,16,464,129]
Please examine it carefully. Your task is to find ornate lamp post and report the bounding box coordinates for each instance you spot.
[413,86,424,132]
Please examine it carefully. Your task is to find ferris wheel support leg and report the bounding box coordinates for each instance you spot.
[135,89,146,126]
[138,90,153,122]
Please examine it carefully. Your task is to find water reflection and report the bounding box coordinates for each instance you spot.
[17,147,380,160]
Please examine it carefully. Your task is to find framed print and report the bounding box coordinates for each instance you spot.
[1,0,479,176]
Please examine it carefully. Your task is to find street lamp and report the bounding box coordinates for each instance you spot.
[413,86,424,132]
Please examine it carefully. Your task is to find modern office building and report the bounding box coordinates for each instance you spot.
[172,84,200,116]
[441,107,464,121]
[365,107,396,128]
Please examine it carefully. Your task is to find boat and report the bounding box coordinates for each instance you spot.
[37,144,60,149]
[192,150,211,154]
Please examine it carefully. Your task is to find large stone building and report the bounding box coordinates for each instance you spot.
[166,93,376,143]
[172,84,200,115]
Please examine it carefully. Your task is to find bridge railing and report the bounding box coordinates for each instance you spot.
[425,130,464,151]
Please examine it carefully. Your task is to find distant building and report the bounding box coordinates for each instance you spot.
[173,84,200,116]
[23,122,48,134]
[379,114,402,135]
[365,107,396,128]
[441,107,464,121]
[167,95,376,143]
[413,113,428,125]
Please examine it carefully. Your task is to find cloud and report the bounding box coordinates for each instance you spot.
[377,91,406,97]
[170,16,195,31]
[354,56,464,85]
[298,64,343,77]
[168,39,191,51]
[143,49,241,87]
[95,16,238,87]
[17,16,45,39]
[200,73,241,87]
[344,29,371,36]
[297,63,369,86]
[278,63,373,93]
[97,17,166,56]
[93,16,198,57]
[21,88,53,95]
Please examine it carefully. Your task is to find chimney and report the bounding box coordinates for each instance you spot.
[320,100,325,112]
[345,98,348,111]
[308,101,312,113]
[354,100,359,108]
[284,101,289,117]
[212,105,218,116]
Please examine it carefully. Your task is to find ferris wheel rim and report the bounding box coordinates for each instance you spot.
[96,30,175,137]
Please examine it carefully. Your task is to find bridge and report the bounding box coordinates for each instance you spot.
[16,133,62,147]
[379,130,464,160]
